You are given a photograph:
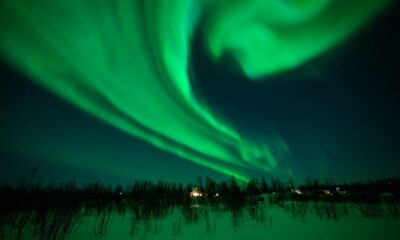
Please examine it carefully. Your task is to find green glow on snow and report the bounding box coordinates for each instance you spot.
[0,0,390,181]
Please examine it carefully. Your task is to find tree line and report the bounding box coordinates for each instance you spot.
[1,171,399,206]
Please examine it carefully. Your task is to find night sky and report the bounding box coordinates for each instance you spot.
[1,1,399,184]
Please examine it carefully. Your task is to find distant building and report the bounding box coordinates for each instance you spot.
[190,187,203,197]
[315,190,332,195]
[291,189,303,195]
[335,187,346,195]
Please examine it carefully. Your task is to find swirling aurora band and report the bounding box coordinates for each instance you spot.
[0,0,390,181]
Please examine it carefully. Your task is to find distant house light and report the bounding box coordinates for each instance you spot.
[291,189,303,195]
[315,190,332,195]
[336,187,346,194]
[190,187,203,197]
[323,190,331,195]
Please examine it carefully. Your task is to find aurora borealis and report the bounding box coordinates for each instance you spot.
[0,0,399,183]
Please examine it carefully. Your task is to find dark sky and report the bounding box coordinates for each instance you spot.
[1,3,399,184]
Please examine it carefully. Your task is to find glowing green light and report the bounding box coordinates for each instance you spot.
[0,0,390,181]
[203,0,390,78]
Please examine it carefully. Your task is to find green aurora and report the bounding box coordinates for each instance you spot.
[0,0,391,181]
